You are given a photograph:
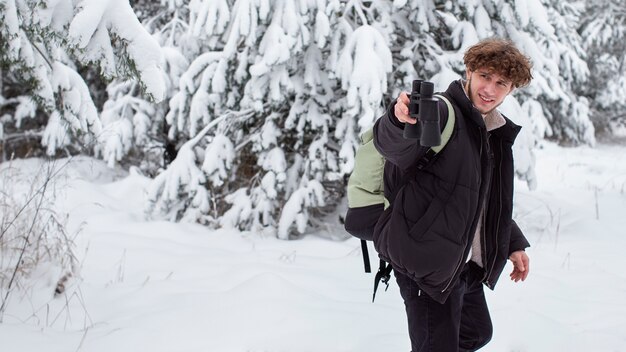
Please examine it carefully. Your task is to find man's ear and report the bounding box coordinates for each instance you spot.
[465,68,472,79]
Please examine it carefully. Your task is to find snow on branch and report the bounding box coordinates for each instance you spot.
[219,188,252,230]
[41,62,102,155]
[68,0,166,102]
[98,87,157,167]
[201,134,234,187]
[277,179,325,240]
[189,0,230,37]
[337,24,392,130]
[146,111,238,222]
[450,21,479,52]
[166,51,226,138]
[249,23,292,77]
[1,0,21,60]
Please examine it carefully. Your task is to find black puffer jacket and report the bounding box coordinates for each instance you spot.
[372,80,530,304]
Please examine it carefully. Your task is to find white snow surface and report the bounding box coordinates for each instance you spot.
[1,142,626,351]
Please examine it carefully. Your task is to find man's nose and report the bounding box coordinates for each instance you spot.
[483,81,497,96]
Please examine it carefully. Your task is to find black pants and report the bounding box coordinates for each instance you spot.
[394,262,493,352]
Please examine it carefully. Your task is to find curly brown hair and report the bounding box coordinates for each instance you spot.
[463,38,533,88]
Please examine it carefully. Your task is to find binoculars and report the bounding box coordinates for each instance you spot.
[403,80,441,146]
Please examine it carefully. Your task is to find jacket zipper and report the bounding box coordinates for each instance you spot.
[479,133,492,278]
[483,139,504,287]
[480,202,487,267]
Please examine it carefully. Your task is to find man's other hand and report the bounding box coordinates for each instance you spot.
[509,250,529,282]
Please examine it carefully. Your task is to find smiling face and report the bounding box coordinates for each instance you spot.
[465,68,514,114]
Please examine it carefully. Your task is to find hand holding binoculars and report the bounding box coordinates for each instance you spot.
[403,80,441,147]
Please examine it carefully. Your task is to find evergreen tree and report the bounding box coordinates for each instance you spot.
[145,0,397,238]
[95,0,191,171]
[580,0,626,137]
[0,0,165,160]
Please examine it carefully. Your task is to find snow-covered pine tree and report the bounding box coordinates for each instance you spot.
[541,0,594,145]
[580,0,626,138]
[146,0,397,238]
[0,0,165,160]
[96,2,191,171]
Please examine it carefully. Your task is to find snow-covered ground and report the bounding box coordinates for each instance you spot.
[1,141,626,352]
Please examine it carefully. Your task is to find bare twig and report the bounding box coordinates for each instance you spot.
[553,208,561,252]
[595,186,600,220]
[0,158,73,241]
[0,164,50,320]
[561,252,571,270]
[1,157,82,324]
[75,327,89,352]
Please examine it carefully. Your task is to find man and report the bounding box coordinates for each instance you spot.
[372,38,532,351]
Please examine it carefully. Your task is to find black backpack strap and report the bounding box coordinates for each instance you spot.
[415,148,438,170]
[361,239,371,273]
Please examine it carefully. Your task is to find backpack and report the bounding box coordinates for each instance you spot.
[344,94,456,301]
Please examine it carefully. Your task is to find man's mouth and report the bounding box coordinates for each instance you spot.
[478,94,494,103]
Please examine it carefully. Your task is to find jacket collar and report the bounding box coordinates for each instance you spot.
[492,115,522,144]
[483,110,506,132]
